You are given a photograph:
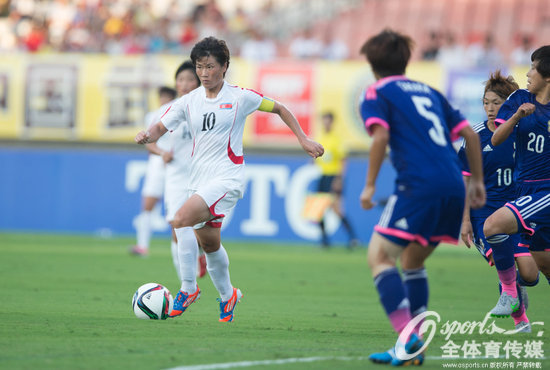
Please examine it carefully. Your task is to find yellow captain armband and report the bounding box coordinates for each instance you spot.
[258,97,275,112]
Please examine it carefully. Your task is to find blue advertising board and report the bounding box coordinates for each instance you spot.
[0,147,396,245]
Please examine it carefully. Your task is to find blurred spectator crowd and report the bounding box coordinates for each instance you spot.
[0,0,539,66]
[421,30,536,68]
[0,0,350,61]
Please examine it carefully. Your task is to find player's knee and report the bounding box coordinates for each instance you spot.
[519,269,539,285]
[483,216,502,240]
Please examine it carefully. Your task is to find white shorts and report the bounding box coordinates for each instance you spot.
[142,155,165,198]
[191,181,242,229]
[164,182,188,222]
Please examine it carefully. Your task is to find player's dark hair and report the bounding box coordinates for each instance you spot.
[322,112,334,121]
[483,70,519,100]
[191,36,230,77]
[175,60,201,86]
[360,29,414,78]
[158,86,177,100]
[531,45,550,78]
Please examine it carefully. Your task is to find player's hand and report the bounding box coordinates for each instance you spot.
[300,137,324,159]
[360,185,377,210]
[135,131,151,144]
[515,103,535,119]
[468,180,486,210]
[162,151,174,164]
[461,220,473,248]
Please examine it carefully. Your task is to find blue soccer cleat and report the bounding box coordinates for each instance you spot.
[218,287,243,322]
[391,333,425,367]
[369,348,396,364]
[169,285,201,318]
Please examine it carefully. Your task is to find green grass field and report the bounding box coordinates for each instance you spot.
[0,233,547,370]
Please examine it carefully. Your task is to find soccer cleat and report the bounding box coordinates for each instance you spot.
[218,288,243,322]
[130,245,148,257]
[489,292,519,317]
[197,254,207,278]
[519,285,528,311]
[169,285,201,318]
[515,321,531,333]
[369,348,396,364]
[391,333,425,366]
[391,353,424,367]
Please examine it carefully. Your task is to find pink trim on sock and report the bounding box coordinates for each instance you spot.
[511,311,528,325]
[497,266,518,298]
[388,307,412,334]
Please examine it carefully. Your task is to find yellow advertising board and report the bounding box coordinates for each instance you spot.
[0,53,463,151]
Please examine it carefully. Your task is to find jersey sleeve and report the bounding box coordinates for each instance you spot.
[360,85,390,136]
[457,141,471,176]
[495,90,523,127]
[437,91,469,142]
[241,88,264,115]
[160,96,187,132]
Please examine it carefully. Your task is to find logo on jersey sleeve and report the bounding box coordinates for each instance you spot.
[219,103,233,109]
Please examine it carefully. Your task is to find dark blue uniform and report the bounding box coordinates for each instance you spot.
[360,76,468,247]
[458,121,529,263]
[495,89,550,251]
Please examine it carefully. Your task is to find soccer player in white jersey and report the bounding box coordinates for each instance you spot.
[135,36,324,322]
[131,86,176,257]
[143,61,206,286]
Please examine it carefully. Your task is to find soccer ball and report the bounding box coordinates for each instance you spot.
[131,283,174,320]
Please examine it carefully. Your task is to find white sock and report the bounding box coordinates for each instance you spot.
[174,227,199,293]
[136,211,152,249]
[170,239,181,281]
[205,244,233,301]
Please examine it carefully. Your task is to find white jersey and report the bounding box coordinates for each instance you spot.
[148,103,172,152]
[161,82,263,195]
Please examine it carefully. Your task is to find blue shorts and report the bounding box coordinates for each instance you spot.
[375,193,464,247]
[506,191,550,252]
[470,217,528,265]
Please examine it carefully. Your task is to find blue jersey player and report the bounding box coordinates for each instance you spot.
[359,29,485,367]
[458,71,538,333]
[484,45,550,316]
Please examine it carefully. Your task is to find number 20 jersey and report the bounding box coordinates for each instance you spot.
[161,82,263,195]
[360,76,468,198]
[495,89,550,183]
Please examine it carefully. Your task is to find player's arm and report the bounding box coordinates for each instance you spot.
[135,121,168,145]
[262,98,324,158]
[145,142,173,163]
[360,124,388,210]
[460,175,473,247]
[492,103,535,146]
[459,126,486,209]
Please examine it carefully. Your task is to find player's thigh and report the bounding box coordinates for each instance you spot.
[529,251,550,278]
[483,207,518,236]
[401,243,436,270]
[515,255,539,283]
[367,232,403,275]
[173,194,212,228]
[193,224,221,253]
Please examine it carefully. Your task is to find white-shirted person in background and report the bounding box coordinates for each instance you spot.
[131,86,176,257]
[141,61,207,286]
[135,36,324,322]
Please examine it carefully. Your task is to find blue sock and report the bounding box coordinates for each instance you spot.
[374,267,411,333]
[487,234,515,271]
[403,267,429,317]
[517,272,539,287]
